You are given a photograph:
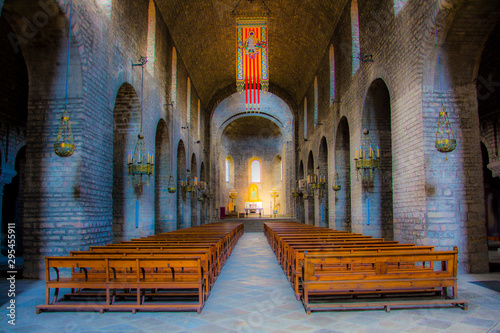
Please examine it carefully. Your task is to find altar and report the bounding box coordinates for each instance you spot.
[244,202,263,217]
[244,183,263,217]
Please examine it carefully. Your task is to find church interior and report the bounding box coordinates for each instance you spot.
[1,0,500,330]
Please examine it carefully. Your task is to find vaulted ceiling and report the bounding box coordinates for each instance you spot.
[155,0,348,110]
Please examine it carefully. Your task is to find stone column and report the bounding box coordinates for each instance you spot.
[313,190,320,227]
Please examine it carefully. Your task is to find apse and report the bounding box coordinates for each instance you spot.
[211,91,295,218]
[219,116,284,217]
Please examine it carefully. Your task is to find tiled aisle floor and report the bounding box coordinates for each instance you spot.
[1,233,500,333]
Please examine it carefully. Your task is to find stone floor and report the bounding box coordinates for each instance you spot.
[1,233,500,333]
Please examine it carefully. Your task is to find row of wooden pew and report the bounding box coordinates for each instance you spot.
[264,221,468,314]
[36,222,244,314]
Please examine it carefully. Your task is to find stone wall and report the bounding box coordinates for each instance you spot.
[0,0,208,278]
[295,0,499,272]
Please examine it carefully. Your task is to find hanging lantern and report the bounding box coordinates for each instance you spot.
[435,104,457,160]
[54,0,75,158]
[332,172,341,192]
[432,0,457,159]
[168,175,177,193]
[54,110,75,157]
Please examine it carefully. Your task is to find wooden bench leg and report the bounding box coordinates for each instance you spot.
[45,287,50,305]
[51,288,60,305]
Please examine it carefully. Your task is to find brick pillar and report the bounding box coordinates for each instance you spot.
[423,88,489,273]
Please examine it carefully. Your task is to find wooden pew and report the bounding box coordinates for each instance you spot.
[289,245,435,299]
[301,249,468,314]
[36,256,205,314]
[70,249,214,299]
[37,222,243,314]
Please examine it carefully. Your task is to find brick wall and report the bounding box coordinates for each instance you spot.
[295,0,498,272]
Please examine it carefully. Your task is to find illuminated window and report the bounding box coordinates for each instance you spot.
[171,48,177,105]
[251,160,261,183]
[314,76,319,126]
[225,159,230,182]
[96,0,112,17]
[351,0,360,75]
[281,160,283,181]
[329,44,335,103]
[304,97,308,139]
[146,0,156,73]
[394,0,408,15]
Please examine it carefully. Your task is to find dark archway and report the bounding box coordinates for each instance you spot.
[200,162,208,225]
[481,143,500,248]
[0,12,28,261]
[1,147,26,267]
[298,160,305,224]
[477,22,500,269]
[335,117,351,232]
[307,151,315,226]
[176,140,187,229]
[318,137,329,228]
[154,119,171,234]
[190,153,198,227]
[112,83,141,242]
[364,79,393,240]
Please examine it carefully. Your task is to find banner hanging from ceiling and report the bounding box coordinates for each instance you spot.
[236,17,268,112]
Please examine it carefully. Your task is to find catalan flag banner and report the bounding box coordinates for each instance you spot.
[236,17,268,112]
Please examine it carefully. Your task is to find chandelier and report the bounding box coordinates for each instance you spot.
[54,0,75,158]
[307,168,327,191]
[198,181,208,201]
[128,134,154,186]
[354,128,380,182]
[128,56,154,187]
[181,171,198,192]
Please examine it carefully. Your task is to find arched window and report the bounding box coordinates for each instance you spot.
[351,0,360,75]
[394,0,408,15]
[281,160,283,181]
[329,44,335,103]
[304,97,308,139]
[186,78,191,125]
[314,76,319,126]
[251,159,261,183]
[96,0,112,17]
[225,159,230,182]
[171,47,177,105]
[146,0,156,73]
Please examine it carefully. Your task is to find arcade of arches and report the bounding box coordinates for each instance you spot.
[0,0,499,279]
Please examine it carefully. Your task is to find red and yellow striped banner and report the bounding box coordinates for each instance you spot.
[237,18,268,112]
